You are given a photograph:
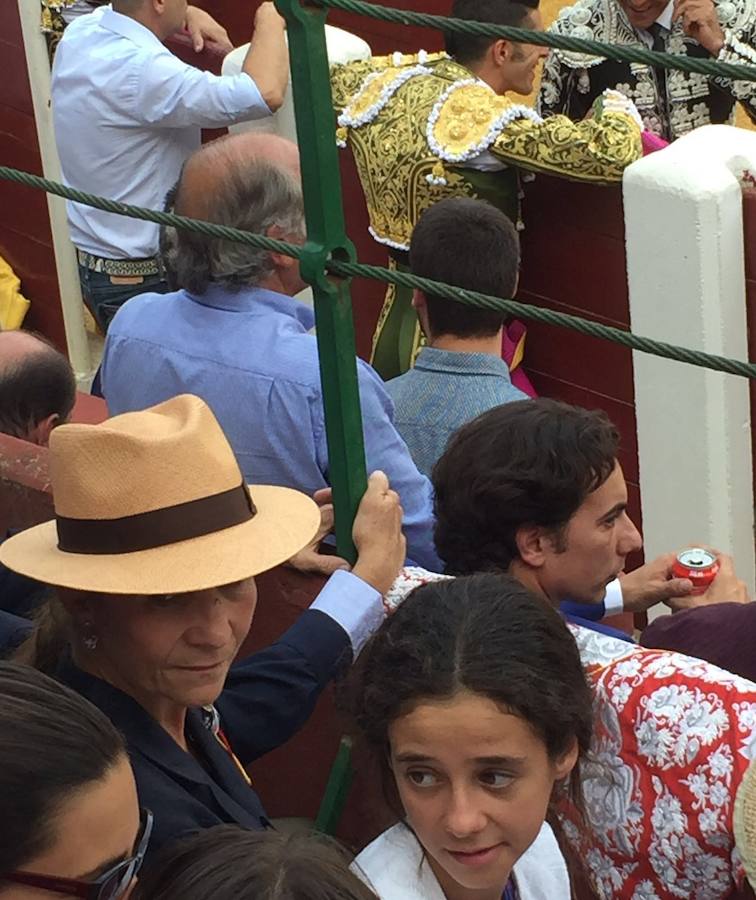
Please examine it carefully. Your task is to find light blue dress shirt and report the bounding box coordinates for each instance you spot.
[52,7,271,259]
[385,346,528,477]
[102,286,441,572]
[312,570,384,657]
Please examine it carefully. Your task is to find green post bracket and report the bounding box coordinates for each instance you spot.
[275,0,367,564]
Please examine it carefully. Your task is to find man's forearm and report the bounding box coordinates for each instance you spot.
[242,4,288,112]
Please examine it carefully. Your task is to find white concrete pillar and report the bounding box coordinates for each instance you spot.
[18,0,92,382]
[222,25,371,142]
[624,125,756,597]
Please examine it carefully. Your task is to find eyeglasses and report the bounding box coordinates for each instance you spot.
[4,808,153,900]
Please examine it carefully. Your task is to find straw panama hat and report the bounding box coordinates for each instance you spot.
[0,394,320,595]
[735,758,756,890]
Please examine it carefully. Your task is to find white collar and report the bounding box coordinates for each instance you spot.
[99,7,164,49]
[655,1,674,31]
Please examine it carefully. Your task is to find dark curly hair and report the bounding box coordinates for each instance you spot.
[346,574,593,817]
[432,398,619,576]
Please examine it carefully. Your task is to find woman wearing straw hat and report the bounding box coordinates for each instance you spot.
[0,393,406,859]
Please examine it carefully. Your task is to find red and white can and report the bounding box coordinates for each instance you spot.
[671,548,720,595]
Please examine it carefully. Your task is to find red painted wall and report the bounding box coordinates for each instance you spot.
[519,175,643,565]
[0,1,66,350]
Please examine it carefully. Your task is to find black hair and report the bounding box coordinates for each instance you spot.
[0,332,76,441]
[432,398,619,575]
[347,574,593,815]
[409,198,519,339]
[0,662,126,875]
[133,826,378,900]
[445,0,540,66]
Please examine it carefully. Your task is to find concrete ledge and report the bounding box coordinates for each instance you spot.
[624,125,756,597]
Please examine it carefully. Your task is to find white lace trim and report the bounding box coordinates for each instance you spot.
[368,225,410,251]
[338,65,430,130]
[391,48,430,67]
[426,79,544,163]
[723,30,756,64]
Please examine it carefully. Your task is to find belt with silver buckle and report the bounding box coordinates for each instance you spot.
[76,250,162,277]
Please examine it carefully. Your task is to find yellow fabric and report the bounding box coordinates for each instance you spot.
[509,329,526,371]
[332,54,642,251]
[0,258,31,330]
[488,108,642,180]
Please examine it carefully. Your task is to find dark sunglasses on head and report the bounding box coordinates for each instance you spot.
[3,807,153,900]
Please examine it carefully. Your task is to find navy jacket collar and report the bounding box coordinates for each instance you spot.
[56,657,268,824]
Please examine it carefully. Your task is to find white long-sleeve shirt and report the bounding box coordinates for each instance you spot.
[52,7,272,259]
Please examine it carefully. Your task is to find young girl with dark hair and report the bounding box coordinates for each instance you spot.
[133,826,377,900]
[348,573,594,900]
[0,661,149,900]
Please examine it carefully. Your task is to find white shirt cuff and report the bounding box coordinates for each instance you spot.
[310,569,385,658]
[603,578,624,616]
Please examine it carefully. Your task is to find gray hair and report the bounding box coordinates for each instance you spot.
[161,156,305,295]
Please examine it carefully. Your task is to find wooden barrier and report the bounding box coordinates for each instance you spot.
[742,187,756,502]
[0,393,107,535]
[519,175,643,571]
[0,1,66,346]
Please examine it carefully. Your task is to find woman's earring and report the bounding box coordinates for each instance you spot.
[82,621,99,651]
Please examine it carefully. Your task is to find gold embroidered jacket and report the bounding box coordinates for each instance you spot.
[538,0,756,141]
[331,53,642,250]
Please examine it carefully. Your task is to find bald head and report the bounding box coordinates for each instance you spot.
[0,330,54,366]
[112,0,188,42]
[176,133,300,220]
[0,331,76,445]
[163,133,305,295]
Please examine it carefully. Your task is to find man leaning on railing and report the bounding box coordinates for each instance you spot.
[539,0,756,140]
[50,0,289,333]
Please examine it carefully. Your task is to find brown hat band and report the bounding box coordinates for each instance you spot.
[56,482,256,555]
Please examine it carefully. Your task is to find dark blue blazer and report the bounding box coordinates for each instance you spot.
[0,610,32,656]
[57,608,351,859]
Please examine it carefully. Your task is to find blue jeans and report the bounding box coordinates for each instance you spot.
[78,265,169,333]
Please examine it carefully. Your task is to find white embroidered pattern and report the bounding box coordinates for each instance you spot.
[566,644,756,898]
[337,65,430,131]
[367,225,411,252]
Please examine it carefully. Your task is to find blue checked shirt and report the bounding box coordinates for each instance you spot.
[385,347,528,478]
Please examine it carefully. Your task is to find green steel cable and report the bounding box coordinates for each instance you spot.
[2,164,755,380]
[320,0,756,82]
[0,166,302,260]
[327,258,756,378]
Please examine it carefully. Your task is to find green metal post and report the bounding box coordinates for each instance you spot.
[275,0,367,563]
